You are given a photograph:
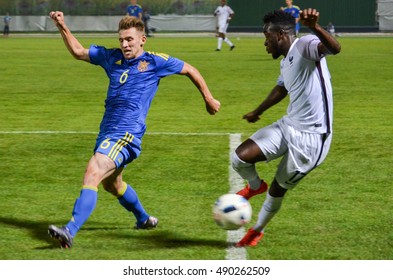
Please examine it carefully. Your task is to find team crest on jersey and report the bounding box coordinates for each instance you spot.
[289,56,294,65]
[137,60,150,72]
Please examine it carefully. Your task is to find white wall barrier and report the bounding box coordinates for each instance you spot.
[377,0,393,31]
[0,15,216,32]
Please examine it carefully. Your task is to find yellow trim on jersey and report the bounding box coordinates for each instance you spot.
[82,185,98,192]
[108,132,134,161]
[146,51,169,61]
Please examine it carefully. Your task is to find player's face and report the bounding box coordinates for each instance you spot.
[263,28,281,59]
[119,28,146,59]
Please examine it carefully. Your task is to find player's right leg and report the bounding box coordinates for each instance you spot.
[232,139,268,200]
[234,123,287,200]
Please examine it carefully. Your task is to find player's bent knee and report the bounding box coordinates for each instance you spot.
[231,152,252,171]
[268,179,288,197]
[102,182,118,196]
[102,180,127,197]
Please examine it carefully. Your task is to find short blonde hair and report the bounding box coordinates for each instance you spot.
[118,16,145,32]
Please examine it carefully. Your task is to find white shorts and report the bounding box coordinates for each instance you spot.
[218,23,229,34]
[249,119,332,189]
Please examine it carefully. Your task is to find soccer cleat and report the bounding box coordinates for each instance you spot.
[236,181,268,200]
[134,216,158,230]
[230,45,236,51]
[48,225,73,248]
[235,228,264,247]
[215,48,221,51]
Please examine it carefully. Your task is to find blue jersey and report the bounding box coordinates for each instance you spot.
[4,15,11,25]
[89,46,184,141]
[283,5,300,32]
[127,4,142,18]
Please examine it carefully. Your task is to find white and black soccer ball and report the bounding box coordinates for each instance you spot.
[213,193,252,230]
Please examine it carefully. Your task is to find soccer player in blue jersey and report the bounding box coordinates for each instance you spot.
[47,11,220,248]
[127,0,142,19]
[281,0,301,36]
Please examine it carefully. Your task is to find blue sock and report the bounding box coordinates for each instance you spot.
[118,184,149,227]
[66,186,98,237]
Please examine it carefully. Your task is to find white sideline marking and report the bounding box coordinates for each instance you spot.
[226,133,247,260]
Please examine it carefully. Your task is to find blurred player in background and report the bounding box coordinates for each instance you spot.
[327,21,335,36]
[232,8,341,247]
[281,0,301,36]
[142,8,152,37]
[3,13,11,37]
[47,11,220,248]
[214,0,235,51]
[126,0,142,19]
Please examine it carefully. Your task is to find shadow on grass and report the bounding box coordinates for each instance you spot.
[112,229,228,250]
[0,215,58,249]
[0,216,227,251]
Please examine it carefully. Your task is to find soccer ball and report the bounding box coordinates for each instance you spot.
[213,193,252,230]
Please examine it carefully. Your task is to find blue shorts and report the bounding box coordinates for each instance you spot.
[94,132,142,168]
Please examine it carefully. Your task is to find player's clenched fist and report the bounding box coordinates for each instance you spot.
[299,8,319,28]
[49,11,65,27]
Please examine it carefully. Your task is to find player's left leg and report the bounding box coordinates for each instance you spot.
[219,23,234,49]
[102,169,157,229]
[236,179,286,247]
[223,35,235,50]
[253,179,287,232]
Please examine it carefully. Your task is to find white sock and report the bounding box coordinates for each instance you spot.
[224,37,234,47]
[217,38,223,49]
[254,192,283,232]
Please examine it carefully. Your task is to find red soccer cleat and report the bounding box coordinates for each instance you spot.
[236,181,268,200]
[236,228,264,247]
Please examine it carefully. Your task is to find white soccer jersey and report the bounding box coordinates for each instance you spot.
[214,5,234,28]
[277,35,333,135]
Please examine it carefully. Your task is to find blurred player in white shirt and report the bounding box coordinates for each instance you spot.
[214,0,235,51]
[232,8,341,247]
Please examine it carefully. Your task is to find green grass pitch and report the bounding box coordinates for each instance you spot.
[0,34,392,260]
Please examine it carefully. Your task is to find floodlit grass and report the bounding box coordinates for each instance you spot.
[0,34,392,260]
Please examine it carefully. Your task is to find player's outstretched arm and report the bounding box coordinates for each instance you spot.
[299,8,341,55]
[180,62,221,115]
[243,85,287,123]
[49,11,90,62]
